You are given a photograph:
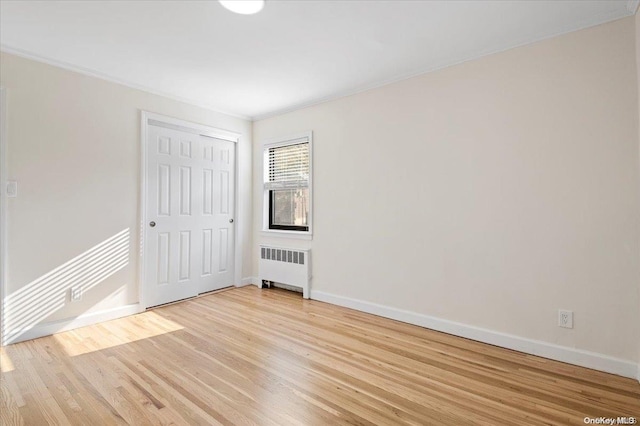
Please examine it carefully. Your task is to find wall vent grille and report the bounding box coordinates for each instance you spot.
[259,245,311,299]
[260,247,305,265]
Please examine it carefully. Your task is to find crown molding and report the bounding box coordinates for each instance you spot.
[0,44,251,122]
[253,7,631,121]
[1,2,633,122]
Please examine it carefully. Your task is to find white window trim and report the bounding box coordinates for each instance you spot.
[262,131,313,239]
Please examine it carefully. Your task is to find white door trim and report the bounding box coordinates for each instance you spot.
[139,111,241,309]
[0,87,7,345]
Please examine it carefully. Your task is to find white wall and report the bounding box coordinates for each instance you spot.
[0,52,252,342]
[253,17,640,368]
[635,10,640,375]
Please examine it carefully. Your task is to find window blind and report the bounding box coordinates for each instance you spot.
[265,142,309,189]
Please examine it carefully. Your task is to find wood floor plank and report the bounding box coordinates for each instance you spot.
[0,378,24,426]
[197,295,554,425]
[203,293,587,423]
[1,286,638,425]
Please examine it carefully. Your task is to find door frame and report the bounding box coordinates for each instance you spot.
[139,111,241,309]
[0,87,7,345]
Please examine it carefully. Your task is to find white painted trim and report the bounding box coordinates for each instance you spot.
[0,88,7,346]
[145,114,241,143]
[310,290,639,379]
[232,139,244,297]
[3,303,141,345]
[0,45,251,121]
[260,230,313,240]
[139,111,243,309]
[139,112,149,310]
[261,132,311,148]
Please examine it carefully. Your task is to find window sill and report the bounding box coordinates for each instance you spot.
[261,230,313,240]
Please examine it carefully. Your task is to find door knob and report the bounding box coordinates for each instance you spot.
[229,219,234,223]
[149,221,156,227]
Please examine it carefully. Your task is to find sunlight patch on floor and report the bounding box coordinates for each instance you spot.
[53,311,184,357]
[0,347,14,373]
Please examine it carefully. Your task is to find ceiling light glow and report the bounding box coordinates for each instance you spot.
[219,0,265,15]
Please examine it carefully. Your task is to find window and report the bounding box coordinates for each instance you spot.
[263,132,312,235]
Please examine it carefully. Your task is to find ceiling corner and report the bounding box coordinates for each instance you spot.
[627,0,640,14]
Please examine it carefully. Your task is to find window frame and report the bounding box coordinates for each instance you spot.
[262,131,313,239]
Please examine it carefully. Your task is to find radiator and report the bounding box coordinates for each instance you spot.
[259,245,311,299]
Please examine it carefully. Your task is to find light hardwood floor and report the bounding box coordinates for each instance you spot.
[1,286,639,425]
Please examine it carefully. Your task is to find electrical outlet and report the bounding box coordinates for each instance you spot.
[6,181,17,198]
[558,310,573,328]
[70,287,82,301]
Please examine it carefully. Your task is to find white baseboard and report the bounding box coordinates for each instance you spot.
[2,303,141,345]
[310,290,638,380]
[240,276,259,287]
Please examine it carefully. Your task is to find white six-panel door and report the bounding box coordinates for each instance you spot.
[200,134,235,293]
[144,124,235,308]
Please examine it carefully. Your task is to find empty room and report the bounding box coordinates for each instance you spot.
[1,0,640,424]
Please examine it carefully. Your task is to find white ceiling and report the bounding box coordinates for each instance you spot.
[0,0,636,120]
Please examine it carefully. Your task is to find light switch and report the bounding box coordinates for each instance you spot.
[6,181,17,198]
